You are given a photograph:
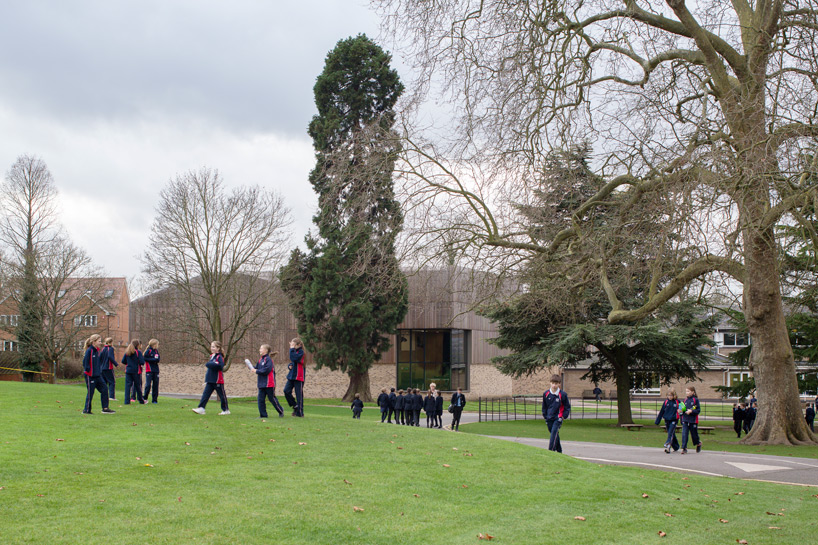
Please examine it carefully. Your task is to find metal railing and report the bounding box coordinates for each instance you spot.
[477,395,736,422]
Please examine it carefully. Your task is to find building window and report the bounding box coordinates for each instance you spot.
[727,371,751,387]
[722,332,749,346]
[0,315,20,326]
[74,315,97,327]
[104,289,114,298]
[630,373,661,395]
[396,329,469,391]
[2,340,19,352]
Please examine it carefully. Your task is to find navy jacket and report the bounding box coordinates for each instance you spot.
[389,391,397,408]
[287,348,305,382]
[745,406,756,422]
[680,396,700,424]
[423,394,436,414]
[806,407,815,423]
[732,406,746,422]
[144,347,160,374]
[254,355,277,389]
[121,350,145,374]
[205,353,225,384]
[412,393,424,411]
[100,345,117,371]
[654,399,679,426]
[542,389,571,421]
[351,399,363,413]
[83,346,102,377]
[377,392,389,410]
[451,393,466,409]
[435,394,444,415]
[395,394,405,410]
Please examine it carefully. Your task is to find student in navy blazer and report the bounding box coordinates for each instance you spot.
[121,339,146,405]
[542,375,571,453]
[82,334,114,414]
[680,386,702,454]
[251,344,284,418]
[450,389,466,431]
[284,338,306,417]
[655,390,680,452]
[395,390,406,425]
[387,387,397,424]
[143,338,160,404]
[412,388,423,427]
[99,337,118,401]
[434,390,444,429]
[192,341,229,415]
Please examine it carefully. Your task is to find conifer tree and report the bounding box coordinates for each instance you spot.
[280,35,407,401]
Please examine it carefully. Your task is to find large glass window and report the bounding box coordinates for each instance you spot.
[396,329,468,391]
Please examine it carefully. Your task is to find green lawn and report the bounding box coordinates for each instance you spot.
[463,418,818,458]
[0,382,814,544]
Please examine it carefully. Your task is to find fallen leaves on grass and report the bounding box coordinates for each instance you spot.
[658,531,666,537]
[464,453,473,457]
[737,540,748,544]
[144,464,154,467]
[442,464,450,468]
[353,506,364,512]
[664,513,673,517]
[413,494,420,498]
[178,497,182,502]
[269,439,276,442]
[185,442,191,446]
[642,493,649,498]
[298,442,307,446]
[343,479,352,485]
[574,516,586,521]
[461,485,468,488]
[55,438,65,442]
[719,519,729,523]
[477,533,494,540]
[768,527,781,530]
[135,457,141,460]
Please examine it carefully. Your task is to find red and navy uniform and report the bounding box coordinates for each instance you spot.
[99,345,118,399]
[284,348,305,417]
[254,354,283,418]
[83,346,109,413]
[198,353,228,412]
[680,395,701,450]
[655,399,680,451]
[143,347,160,403]
[121,350,145,404]
[542,389,571,452]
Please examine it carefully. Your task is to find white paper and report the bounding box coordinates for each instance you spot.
[244,358,254,370]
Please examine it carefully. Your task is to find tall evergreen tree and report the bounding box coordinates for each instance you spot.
[280,35,408,402]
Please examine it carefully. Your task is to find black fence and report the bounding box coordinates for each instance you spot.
[477,395,736,422]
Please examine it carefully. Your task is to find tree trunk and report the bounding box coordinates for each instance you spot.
[613,360,634,425]
[343,369,372,402]
[741,223,816,445]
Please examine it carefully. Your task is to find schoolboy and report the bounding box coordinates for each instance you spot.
[351,393,364,419]
[387,387,397,424]
[732,402,747,438]
[412,388,423,427]
[805,403,815,432]
[395,389,406,425]
[542,375,571,452]
[435,390,444,428]
[378,388,390,422]
[450,388,466,431]
[424,390,436,428]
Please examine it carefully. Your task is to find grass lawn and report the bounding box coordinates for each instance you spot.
[463,418,818,458]
[0,382,814,544]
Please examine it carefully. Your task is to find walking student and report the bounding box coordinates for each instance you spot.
[251,344,284,418]
[192,341,230,415]
[387,387,397,424]
[395,389,406,425]
[82,334,115,414]
[806,403,815,432]
[284,338,305,417]
[680,386,702,454]
[412,388,423,427]
[424,390,436,428]
[655,390,680,453]
[378,388,390,422]
[542,375,571,453]
[121,339,146,405]
[143,338,160,404]
[732,402,747,438]
[435,390,444,428]
[99,337,118,401]
[450,388,466,431]
[351,393,364,419]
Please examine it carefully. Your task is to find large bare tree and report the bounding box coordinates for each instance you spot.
[142,168,292,363]
[376,0,818,444]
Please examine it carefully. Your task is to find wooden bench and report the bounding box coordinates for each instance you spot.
[620,424,643,431]
[663,425,715,434]
[581,389,596,400]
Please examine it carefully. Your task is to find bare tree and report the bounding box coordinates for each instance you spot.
[376,0,818,444]
[142,168,292,363]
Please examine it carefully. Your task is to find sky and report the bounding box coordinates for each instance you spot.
[0,0,391,284]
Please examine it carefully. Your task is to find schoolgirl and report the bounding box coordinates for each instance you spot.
[83,334,114,414]
[680,386,702,454]
[284,338,305,417]
[99,337,118,401]
[192,341,229,415]
[121,339,146,405]
[424,390,436,428]
[143,338,160,404]
[435,390,444,429]
[654,389,680,452]
[252,344,284,418]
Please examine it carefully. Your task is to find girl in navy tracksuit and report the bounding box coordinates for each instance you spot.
[121,339,146,405]
[192,341,229,415]
[252,344,284,418]
[99,337,118,401]
[351,393,364,419]
[680,386,702,454]
[83,334,114,414]
[284,338,305,417]
[142,338,160,403]
[654,389,680,453]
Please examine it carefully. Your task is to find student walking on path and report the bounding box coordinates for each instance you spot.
[450,388,466,431]
[680,386,702,454]
[655,390,680,453]
[542,375,571,452]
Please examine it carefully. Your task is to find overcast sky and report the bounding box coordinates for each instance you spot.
[0,0,391,283]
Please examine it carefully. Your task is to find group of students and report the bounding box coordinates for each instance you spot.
[191,338,306,418]
[731,400,758,438]
[654,386,704,454]
[81,334,161,414]
[353,384,468,431]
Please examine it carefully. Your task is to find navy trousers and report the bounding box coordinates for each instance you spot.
[198,383,228,411]
[124,373,144,404]
[143,372,159,403]
[547,419,563,452]
[84,375,109,413]
[257,387,284,417]
[681,421,700,450]
[451,407,463,430]
[283,379,304,416]
[100,369,116,399]
[664,421,680,450]
[414,409,421,426]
